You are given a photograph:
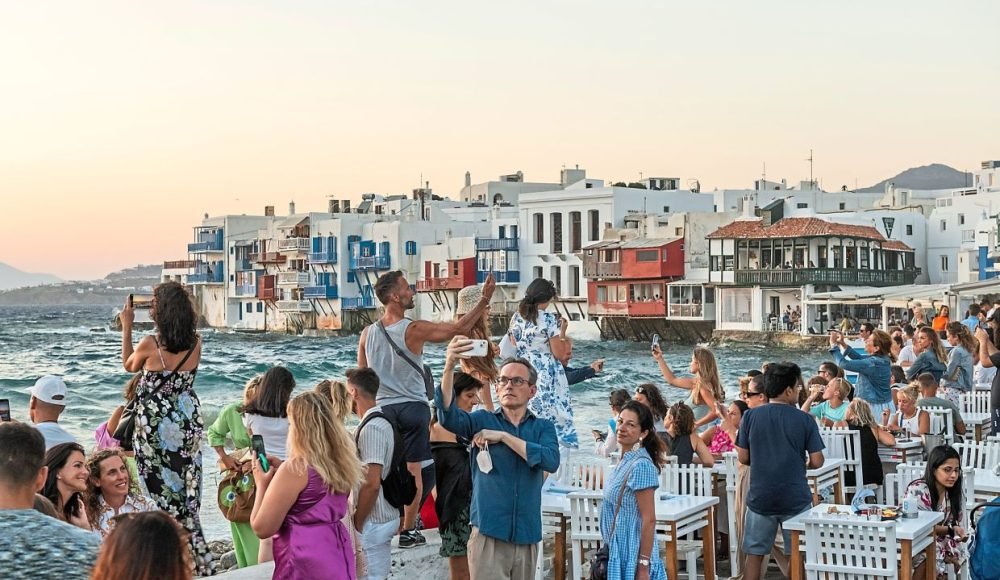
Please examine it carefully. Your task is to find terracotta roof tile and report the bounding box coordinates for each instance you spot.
[707,217,912,251]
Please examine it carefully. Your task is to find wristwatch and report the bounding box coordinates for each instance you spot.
[638,557,650,567]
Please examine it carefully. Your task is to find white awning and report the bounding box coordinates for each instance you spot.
[805,284,952,306]
[950,278,1000,295]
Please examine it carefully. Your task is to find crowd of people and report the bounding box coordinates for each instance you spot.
[2,278,998,580]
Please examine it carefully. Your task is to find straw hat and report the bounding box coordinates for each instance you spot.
[456,285,483,316]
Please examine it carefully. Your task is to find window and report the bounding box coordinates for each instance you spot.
[569,211,582,252]
[959,214,965,225]
[723,256,734,270]
[597,285,608,302]
[675,227,683,236]
[839,203,846,210]
[510,225,518,239]
[636,249,659,262]
[498,225,506,239]
[451,262,459,276]
[569,266,580,297]
[405,241,416,255]
[550,212,563,253]
[246,303,252,313]
[710,255,720,270]
[906,225,913,235]
[533,266,543,280]
[940,220,947,232]
[347,271,355,283]
[663,206,671,212]
[588,210,600,241]
[257,302,263,313]
[533,213,544,244]
[797,203,808,209]
[550,266,562,295]
[941,255,949,272]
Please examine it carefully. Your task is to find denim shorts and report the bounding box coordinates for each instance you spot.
[742,506,808,556]
[380,401,433,462]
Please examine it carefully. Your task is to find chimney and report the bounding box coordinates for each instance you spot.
[329,199,340,214]
[465,171,471,188]
[264,205,275,217]
[288,201,296,215]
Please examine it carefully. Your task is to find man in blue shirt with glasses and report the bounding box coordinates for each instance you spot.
[437,336,561,580]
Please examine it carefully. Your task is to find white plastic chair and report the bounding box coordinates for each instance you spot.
[960,391,990,416]
[803,518,897,580]
[659,463,714,496]
[953,439,1000,470]
[568,491,604,580]
[820,427,864,500]
[924,406,957,446]
[722,452,740,574]
[561,457,612,491]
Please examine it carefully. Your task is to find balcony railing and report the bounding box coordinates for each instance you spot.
[277,271,310,286]
[276,300,312,313]
[304,285,339,299]
[278,238,311,252]
[251,253,287,265]
[341,296,378,310]
[235,284,256,297]
[187,240,224,253]
[477,270,521,284]
[188,271,224,285]
[416,278,451,292]
[163,260,199,270]
[732,268,920,287]
[307,250,338,264]
[349,255,391,270]
[234,259,253,271]
[476,238,519,251]
[583,262,622,278]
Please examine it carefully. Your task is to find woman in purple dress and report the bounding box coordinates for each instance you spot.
[250,390,364,579]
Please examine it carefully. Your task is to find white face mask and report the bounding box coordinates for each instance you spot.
[476,442,493,474]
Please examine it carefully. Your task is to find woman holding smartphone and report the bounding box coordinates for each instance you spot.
[120,282,211,574]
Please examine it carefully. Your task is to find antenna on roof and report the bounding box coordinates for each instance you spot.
[806,149,815,189]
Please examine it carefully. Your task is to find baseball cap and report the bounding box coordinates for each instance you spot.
[27,375,68,406]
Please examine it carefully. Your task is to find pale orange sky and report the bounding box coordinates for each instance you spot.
[2,1,997,280]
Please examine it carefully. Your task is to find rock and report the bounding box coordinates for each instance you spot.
[219,550,238,570]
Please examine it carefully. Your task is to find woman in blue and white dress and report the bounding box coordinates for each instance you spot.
[505,278,578,452]
[600,400,669,580]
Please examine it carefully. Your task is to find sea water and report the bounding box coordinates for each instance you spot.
[0,305,831,539]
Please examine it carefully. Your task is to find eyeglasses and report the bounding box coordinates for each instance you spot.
[745,391,764,398]
[497,376,529,387]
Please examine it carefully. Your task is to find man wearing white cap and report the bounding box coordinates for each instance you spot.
[27,375,76,450]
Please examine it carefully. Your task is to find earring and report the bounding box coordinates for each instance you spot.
[633,439,642,451]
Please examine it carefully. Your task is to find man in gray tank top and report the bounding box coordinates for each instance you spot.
[358,270,495,548]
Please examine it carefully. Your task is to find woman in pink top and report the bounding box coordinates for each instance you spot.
[250,390,363,580]
[702,400,748,457]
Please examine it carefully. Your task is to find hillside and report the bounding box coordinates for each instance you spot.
[0,263,159,305]
[859,163,972,193]
[0,262,62,291]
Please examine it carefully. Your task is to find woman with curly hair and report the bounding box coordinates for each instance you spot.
[455,284,498,412]
[633,383,669,439]
[652,344,726,431]
[120,281,212,574]
[84,448,156,538]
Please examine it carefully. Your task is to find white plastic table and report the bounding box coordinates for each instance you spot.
[878,437,923,464]
[541,490,718,580]
[712,457,846,505]
[783,503,943,580]
[974,467,1000,498]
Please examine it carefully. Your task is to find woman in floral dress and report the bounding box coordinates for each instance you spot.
[904,445,967,579]
[121,281,212,574]
[505,278,578,451]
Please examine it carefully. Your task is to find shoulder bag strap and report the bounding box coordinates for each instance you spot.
[376,322,428,379]
[606,461,639,540]
[142,338,198,399]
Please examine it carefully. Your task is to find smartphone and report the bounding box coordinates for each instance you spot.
[251,434,270,472]
[592,429,606,442]
[461,339,489,358]
[651,334,660,351]
[128,293,134,307]
[0,399,10,422]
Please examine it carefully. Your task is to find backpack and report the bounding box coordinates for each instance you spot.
[970,497,1000,580]
[354,411,417,511]
[217,461,255,523]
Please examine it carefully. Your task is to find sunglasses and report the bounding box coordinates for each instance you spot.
[744,391,764,398]
[635,387,648,395]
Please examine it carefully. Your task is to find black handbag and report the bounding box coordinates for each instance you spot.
[113,346,195,450]
[589,463,637,580]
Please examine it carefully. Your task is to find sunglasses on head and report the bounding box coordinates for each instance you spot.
[635,387,648,395]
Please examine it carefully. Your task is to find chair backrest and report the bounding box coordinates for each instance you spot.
[894,461,927,503]
[560,457,611,491]
[923,406,955,445]
[960,391,990,415]
[820,427,864,496]
[954,440,999,470]
[568,491,604,542]
[803,518,897,580]
[659,463,713,496]
[723,451,739,490]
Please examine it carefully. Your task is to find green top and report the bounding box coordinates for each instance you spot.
[207,402,251,449]
[809,400,848,423]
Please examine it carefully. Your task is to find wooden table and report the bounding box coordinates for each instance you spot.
[963,412,992,442]
[541,491,718,580]
[783,503,943,580]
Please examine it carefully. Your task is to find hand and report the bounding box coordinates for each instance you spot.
[558,316,569,335]
[219,454,238,472]
[472,429,507,448]
[635,564,650,580]
[481,273,496,302]
[120,296,135,328]
[809,385,823,397]
[881,409,890,424]
[446,336,474,364]
[829,331,842,347]
[590,359,604,373]
[953,525,967,540]
[252,454,281,488]
[976,327,989,341]
[68,496,90,530]
[651,344,664,360]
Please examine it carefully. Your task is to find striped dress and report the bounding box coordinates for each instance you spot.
[600,448,666,580]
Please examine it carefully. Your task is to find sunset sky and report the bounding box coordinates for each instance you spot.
[2,1,997,280]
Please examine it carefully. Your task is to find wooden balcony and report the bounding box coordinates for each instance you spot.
[251,252,287,265]
[583,262,622,278]
[733,267,920,287]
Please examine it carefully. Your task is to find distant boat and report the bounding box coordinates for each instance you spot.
[110,295,155,331]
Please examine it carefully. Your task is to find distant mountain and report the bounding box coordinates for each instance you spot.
[0,262,62,291]
[858,163,972,193]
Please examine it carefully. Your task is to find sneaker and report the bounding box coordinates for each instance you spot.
[398,528,427,549]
